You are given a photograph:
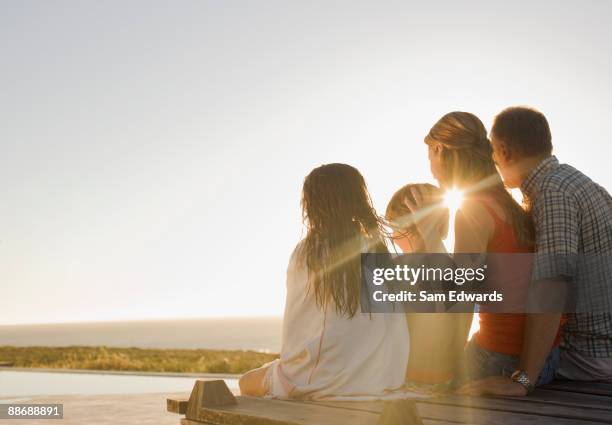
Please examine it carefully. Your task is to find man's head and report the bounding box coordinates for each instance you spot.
[490,106,553,188]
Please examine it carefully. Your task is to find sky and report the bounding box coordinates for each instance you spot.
[1,1,611,325]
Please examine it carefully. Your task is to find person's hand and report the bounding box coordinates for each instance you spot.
[402,184,447,248]
[404,184,442,209]
[456,376,528,397]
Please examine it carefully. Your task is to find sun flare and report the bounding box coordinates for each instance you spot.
[443,188,464,213]
[442,188,464,252]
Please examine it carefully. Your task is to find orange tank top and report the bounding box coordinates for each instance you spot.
[472,197,565,356]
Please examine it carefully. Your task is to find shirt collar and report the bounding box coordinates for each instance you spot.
[520,155,559,201]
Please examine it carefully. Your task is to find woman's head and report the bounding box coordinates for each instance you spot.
[386,183,448,253]
[425,112,534,249]
[301,163,387,318]
[425,112,497,190]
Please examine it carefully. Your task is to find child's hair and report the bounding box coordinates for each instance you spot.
[385,184,449,240]
[301,163,388,318]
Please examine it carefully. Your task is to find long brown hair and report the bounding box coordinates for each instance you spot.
[425,112,533,248]
[301,163,388,318]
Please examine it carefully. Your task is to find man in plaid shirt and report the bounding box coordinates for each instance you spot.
[460,106,611,396]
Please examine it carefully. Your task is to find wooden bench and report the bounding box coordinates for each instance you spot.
[167,379,612,425]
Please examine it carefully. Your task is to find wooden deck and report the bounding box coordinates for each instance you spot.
[167,380,612,425]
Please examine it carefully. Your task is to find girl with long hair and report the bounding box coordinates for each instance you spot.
[239,163,409,399]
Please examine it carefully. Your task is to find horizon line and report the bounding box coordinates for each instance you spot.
[0,314,283,327]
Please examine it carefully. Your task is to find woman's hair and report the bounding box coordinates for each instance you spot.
[425,112,533,248]
[386,183,449,240]
[301,163,388,318]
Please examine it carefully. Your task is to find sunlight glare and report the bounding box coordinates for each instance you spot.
[442,188,464,252]
[443,188,464,214]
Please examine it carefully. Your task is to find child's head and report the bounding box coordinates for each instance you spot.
[386,183,449,253]
[301,163,387,317]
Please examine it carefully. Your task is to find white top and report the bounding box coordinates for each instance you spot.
[266,240,411,400]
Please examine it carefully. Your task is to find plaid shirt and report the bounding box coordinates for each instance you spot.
[522,156,612,357]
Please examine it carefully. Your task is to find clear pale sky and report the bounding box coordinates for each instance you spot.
[1,1,611,325]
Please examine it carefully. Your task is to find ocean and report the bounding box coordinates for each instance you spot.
[0,317,282,352]
[0,370,240,398]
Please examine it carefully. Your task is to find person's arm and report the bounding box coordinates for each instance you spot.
[458,189,577,396]
[517,189,578,385]
[519,311,563,383]
[458,317,564,396]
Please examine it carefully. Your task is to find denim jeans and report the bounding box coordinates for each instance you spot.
[458,339,560,386]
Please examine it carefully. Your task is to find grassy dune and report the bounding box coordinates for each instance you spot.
[0,346,278,374]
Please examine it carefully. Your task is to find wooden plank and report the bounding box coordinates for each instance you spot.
[180,408,461,425]
[420,394,612,424]
[541,381,612,397]
[307,399,606,425]
[179,418,461,425]
[194,397,380,425]
[190,397,458,425]
[172,390,612,425]
[506,389,612,410]
[168,398,189,414]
